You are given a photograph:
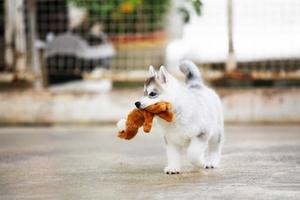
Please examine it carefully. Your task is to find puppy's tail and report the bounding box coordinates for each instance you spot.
[179,60,203,86]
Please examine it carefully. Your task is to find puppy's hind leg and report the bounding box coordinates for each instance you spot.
[187,133,210,169]
[207,131,223,168]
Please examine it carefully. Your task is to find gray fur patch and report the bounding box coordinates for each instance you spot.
[197,132,207,140]
[187,72,193,79]
[189,84,202,89]
[144,77,162,96]
[217,134,223,144]
[144,76,155,86]
[163,136,168,145]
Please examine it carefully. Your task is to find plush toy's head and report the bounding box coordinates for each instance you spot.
[117,102,174,140]
[117,109,144,140]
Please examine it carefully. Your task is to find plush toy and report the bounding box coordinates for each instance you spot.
[117,102,174,140]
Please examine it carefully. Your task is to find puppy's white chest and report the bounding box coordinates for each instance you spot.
[157,118,189,145]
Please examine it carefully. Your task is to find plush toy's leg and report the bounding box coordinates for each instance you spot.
[118,130,138,140]
[118,131,127,139]
[157,111,174,122]
[144,102,172,114]
[143,112,154,133]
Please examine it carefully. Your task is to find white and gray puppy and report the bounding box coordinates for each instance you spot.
[118,60,224,174]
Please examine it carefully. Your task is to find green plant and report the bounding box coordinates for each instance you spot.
[69,0,170,33]
[69,0,202,34]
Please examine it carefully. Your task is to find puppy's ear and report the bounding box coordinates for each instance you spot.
[148,65,157,77]
[157,65,170,84]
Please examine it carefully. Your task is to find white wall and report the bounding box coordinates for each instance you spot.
[166,0,300,67]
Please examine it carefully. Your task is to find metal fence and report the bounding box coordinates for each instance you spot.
[0,0,299,86]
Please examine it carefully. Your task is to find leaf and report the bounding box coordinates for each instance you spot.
[128,0,142,6]
[192,0,202,16]
[178,7,190,23]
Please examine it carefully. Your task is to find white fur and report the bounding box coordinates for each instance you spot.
[117,119,126,131]
[137,61,224,174]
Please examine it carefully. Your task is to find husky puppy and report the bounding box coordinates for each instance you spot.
[120,60,224,174]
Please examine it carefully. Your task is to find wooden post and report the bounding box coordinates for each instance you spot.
[226,0,236,71]
[15,0,27,73]
[28,0,43,89]
[4,0,14,70]
[4,0,27,73]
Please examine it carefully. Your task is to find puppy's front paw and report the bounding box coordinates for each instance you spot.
[205,158,220,169]
[204,162,219,169]
[164,166,180,175]
[204,164,214,169]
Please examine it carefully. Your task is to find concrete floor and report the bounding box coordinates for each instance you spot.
[0,125,299,200]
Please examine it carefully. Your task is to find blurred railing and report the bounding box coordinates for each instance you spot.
[0,0,299,87]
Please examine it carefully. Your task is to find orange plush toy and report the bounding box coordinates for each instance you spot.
[117,102,174,140]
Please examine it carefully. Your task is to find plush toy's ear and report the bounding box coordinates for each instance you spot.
[157,65,170,84]
[148,65,157,77]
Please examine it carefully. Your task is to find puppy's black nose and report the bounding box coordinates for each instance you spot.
[135,101,141,108]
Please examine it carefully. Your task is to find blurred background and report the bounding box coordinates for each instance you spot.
[0,0,299,124]
[0,2,300,199]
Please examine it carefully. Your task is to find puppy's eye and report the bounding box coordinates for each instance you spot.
[149,92,157,97]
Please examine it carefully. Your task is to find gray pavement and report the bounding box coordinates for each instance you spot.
[0,124,299,200]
